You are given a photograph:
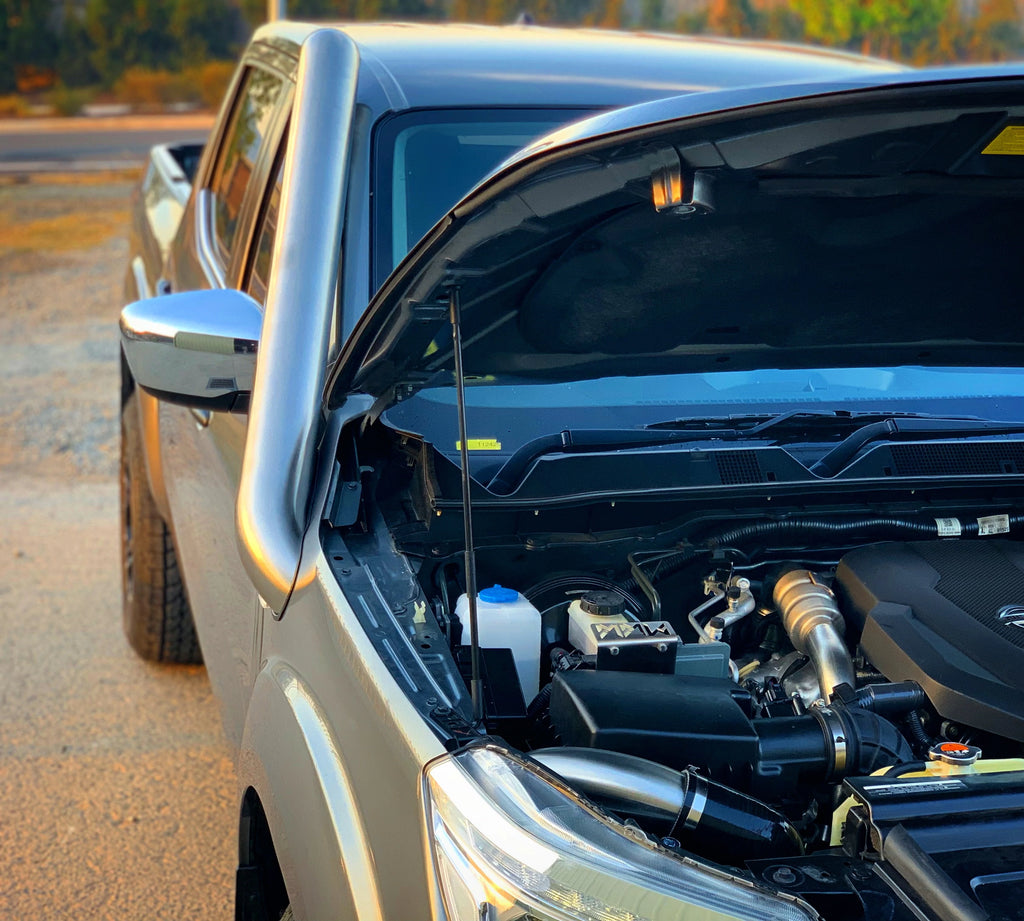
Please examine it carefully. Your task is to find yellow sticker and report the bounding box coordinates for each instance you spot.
[456,439,502,451]
[981,125,1024,156]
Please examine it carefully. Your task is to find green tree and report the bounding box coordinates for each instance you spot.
[760,4,804,41]
[85,0,175,83]
[637,0,662,29]
[791,0,951,58]
[55,1,98,87]
[6,0,59,89]
[239,0,356,27]
[170,0,239,66]
[707,0,757,37]
[971,0,1024,59]
[0,0,14,92]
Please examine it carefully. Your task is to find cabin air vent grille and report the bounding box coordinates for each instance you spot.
[890,442,1024,477]
[714,451,762,485]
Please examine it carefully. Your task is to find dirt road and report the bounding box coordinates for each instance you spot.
[0,176,236,919]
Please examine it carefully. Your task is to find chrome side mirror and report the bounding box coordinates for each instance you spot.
[120,289,262,412]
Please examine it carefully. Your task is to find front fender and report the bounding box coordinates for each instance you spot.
[238,658,383,921]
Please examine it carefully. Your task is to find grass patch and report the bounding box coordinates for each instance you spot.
[0,207,128,252]
[0,169,142,187]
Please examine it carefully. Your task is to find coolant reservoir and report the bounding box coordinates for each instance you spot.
[455,586,541,703]
[568,591,631,656]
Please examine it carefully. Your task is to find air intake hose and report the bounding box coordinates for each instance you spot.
[752,703,915,792]
[530,748,803,864]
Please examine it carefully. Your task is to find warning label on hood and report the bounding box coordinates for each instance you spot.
[982,125,1024,155]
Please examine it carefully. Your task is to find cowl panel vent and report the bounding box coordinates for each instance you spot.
[714,450,762,485]
[890,442,1024,477]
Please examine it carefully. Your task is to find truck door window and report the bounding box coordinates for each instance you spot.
[210,67,285,264]
[246,147,286,304]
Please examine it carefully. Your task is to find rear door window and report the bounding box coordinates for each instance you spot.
[210,67,286,264]
[245,146,286,304]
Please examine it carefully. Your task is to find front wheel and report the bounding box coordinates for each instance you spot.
[120,391,202,664]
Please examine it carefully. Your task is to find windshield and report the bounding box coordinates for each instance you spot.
[382,366,1024,481]
[372,108,590,286]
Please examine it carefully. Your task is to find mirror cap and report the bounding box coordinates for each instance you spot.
[120,289,262,412]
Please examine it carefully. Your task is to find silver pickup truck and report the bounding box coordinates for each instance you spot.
[120,19,1024,921]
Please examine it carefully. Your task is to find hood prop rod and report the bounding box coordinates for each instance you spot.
[448,285,484,725]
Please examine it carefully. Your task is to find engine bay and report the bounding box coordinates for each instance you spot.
[325,428,1024,921]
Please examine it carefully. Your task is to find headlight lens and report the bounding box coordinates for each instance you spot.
[425,744,817,921]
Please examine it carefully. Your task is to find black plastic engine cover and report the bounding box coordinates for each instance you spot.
[837,540,1024,741]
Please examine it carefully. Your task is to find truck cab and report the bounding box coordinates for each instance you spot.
[119,24,901,920]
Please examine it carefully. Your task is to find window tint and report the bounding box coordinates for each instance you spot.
[246,151,285,304]
[211,67,284,262]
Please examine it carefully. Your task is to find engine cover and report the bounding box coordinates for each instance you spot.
[837,540,1024,741]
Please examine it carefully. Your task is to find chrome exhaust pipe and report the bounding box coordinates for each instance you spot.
[773,569,855,703]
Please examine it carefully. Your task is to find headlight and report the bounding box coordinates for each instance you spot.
[424,744,817,921]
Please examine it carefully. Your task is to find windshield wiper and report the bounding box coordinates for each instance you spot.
[646,409,998,437]
[487,428,721,495]
[486,413,886,493]
[487,412,1024,495]
[811,415,1024,476]
[652,410,1024,476]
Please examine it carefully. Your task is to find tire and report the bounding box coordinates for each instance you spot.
[120,391,202,664]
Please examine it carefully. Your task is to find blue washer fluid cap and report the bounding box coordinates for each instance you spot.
[479,585,519,604]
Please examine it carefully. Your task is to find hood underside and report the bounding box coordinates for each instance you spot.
[328,73,1024,409]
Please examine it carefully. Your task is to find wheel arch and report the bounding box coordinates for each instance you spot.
[236,657,384,921]
[237,786,290,921]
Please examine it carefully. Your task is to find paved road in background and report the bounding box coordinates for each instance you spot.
[0,115,213,173]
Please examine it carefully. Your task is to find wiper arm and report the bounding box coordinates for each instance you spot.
[486,413,1024,495]
[646,409,994,437]
[812,417,1024,477]
[488,428,728,495]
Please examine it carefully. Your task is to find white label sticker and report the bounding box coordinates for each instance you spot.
[977,514,1011,536]
[862,778,966,797]
[935,518,962,537]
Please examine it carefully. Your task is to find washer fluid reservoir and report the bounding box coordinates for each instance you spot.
[455,586,541,704]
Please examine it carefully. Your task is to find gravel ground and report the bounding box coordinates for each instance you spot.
[0,178,236,919]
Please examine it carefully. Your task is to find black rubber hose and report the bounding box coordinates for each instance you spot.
[668,770,804,863]
[619,547,700,595]
[884,760,927,778]
[623,515,1024,593]
[855,681,927,717]
[842,706,916,775]
[904,709,934,755]
[526,682,553,721]
[709,516,1000,548]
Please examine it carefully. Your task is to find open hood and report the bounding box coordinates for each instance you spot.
[327,69,1024,410]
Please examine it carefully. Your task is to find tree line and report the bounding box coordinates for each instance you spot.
[694,0,1023,65]
[3,0,1022,96]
